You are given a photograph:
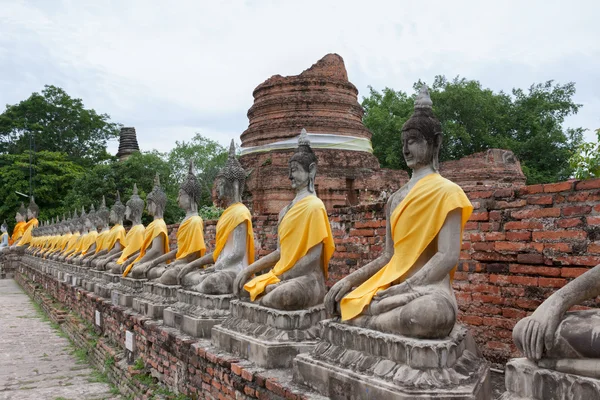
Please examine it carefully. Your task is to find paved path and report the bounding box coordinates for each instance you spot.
[0,279,118,400]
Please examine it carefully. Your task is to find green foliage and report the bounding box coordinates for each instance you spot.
[133,358,145,370]
[363,76,584,184]
[0,85,120,166]
[569,128,600,180]
[199,205,224,221]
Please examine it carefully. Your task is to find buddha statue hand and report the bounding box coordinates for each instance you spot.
[513,300,562,361]
[325,277,354,316]
[233,270,251,297]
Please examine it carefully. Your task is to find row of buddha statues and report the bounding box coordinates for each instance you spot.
[4,87,599,398]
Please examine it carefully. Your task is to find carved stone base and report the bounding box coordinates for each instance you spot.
[132,282,180,319]
[93,272,122,298]
[163,290,233,338]
[294,320,490,400]
[110,277,147,307]
[502,358,600,400]
[211,300,325,368]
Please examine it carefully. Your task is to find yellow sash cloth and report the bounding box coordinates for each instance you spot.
[63,232,81,255]
[10,221,26,245]
[18,218,39,246]
[175,215,206,260]
[93,230,109,253]
[58,233,72,252]
[41,236,59,255]
[244,195,334,302]
[116,224,145,265]
[123,219,169,277]
[80,231,99,255]
[99,224,126,253]
[340,173,473,321]
[213,203,255,264]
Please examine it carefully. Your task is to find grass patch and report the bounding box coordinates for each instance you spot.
[133,358,144,370]
[105,355,115,369]
[87,370,110,384]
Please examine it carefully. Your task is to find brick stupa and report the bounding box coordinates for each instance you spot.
[116,127,140,161]
[240,54,407,214]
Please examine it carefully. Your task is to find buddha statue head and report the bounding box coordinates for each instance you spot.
[70,209,79,233]
[27,196,39,220]
[146,173,167,218]
[16,203,27,223]
[179,160,201,213]
[1,220,7,234]
[125,184,144,224]
[96,196,110,229]
[110,191,126,225]
[401,85,443,172]
[289,129,318,193]
[86,204,97,230]
[216,140,246,205]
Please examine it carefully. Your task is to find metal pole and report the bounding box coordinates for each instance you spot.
[29,131,32,196]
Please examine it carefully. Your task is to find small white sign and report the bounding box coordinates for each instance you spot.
[111,291,119,306]
[72,276,77,286]
[95,310,101,327]
[125,330,135,352]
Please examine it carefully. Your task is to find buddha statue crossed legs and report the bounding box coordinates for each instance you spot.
[325,86,473,339]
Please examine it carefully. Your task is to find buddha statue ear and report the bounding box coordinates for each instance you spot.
[232,180,241,202]
[308,162,317,193]
[432,132,442,172]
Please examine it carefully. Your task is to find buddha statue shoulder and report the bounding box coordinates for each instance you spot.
[103,185,146,274]
[91,192,127,270]
[126,174,170,279]
[233,130,335,311]
[14,196,40,248]
[325,86,473,339]
[146,160,207,282]
[10,203,27,246]
[173,140,255,294]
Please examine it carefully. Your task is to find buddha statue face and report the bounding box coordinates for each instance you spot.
[289,161,313,191]
[109,209,118,224]
[15,212,24,223]
[401,129,437,170]
[27,208,35,220]
[125,205,132,221]
[288,129,318,193]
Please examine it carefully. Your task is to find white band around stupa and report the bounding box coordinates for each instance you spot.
[240,133,374,156]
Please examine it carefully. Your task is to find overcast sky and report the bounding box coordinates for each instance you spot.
[1,0,598,156]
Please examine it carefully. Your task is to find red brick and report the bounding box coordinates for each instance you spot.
[539,277,567,288]
[511,208,561,219]
[502,308,528,319]
[556,255,600,266]
[479,222,501,232]
[508,276,538,286]
[490,274,510,285]
[472,252,517,262]
[470,212,489,221]
[561,206,592,217]
[504,221,544,230]
[567,192,591,202]
[491,200,527,209]
[469,190,494,199]
[354,220,382,229]
[473,242,495,251]
[349,229,374,237]
[461,315,483,326]
[495,242,543,252]
[519,184,544,195]
[484,232,506,241]
[266,379,286,397]
[506,231,531,241]
[575,178,600,190]
[516,254,545,264]
[587,216,600,226]
[454,272,468,281]
[560,267,590,278]
[544,243,572,253]
[494,189,514,198]
[470,233,484,242]
[509,265,560,276]
[489,211,503,221]
[557,218,583,228]
[532,230,587,241]
[543,181,573,193]
[526,195,554,205]
[589,243,600,254]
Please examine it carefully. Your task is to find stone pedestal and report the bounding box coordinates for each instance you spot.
[132,282,180,319]
[212,300,325,368]
[93,272,121,298]
[163,290,233,338]
[502,358,600,400]
[110,277,146,307]
[294,320,490,400]
[1,247,25,278]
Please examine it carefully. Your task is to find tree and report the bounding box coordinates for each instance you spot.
[362,76,584,184]
[0,85,121,166]
[569,128,600,180]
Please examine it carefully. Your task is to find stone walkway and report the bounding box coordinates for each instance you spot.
[0,279,118,400]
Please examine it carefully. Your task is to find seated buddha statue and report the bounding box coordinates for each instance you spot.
[14,197,40,248]
[233,130,335,311]
[325,86,473,339]
[40,217,64,258]
[55,210,81,261]
[146,160,207,282]
[101,185,146,274]
[90,192,127,270]
[174,140,254,294]
[0,221,8,250]
[80,197,112,266]
[34,218,55,257]
[46,214,73,259]
[512,264,600,378]
[68,205,98,263]
[10,203,27,246]
[125,174,170,279]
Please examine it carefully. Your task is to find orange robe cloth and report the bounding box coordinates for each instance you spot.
[340,173,473,321]
[99,224,126,253]
[116,224,145,265]
[10,221,26,245]
[80,231,99,255]
[175,215,206,260]
[244,195,334,301]
[63,232,81,255]
[123,219,169,277]
[213,202,255,265]
[17,218,39,246]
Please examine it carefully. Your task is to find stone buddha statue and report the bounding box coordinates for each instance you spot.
[40,216,63,257]
[325,86,473,339]
[233,130,335,310]
[90,192,127,269]
[146,160,207,283]
[14,196,40,248]
[0,221,8,250]
[174,140,255,294]
[512,265,600,378]
[54,210,80,261]
[33,217,55,256]
[125,174,170,279]
[80,197,111,266]
[102,184,146,274]
[67,205,98,263]
[10,203,27,246]
[46,214,72,258]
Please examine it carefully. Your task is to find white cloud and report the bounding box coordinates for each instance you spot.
[1,0,599,154]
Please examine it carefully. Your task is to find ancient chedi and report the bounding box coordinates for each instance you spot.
[240,53,406,213]
[116,127,140,161]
